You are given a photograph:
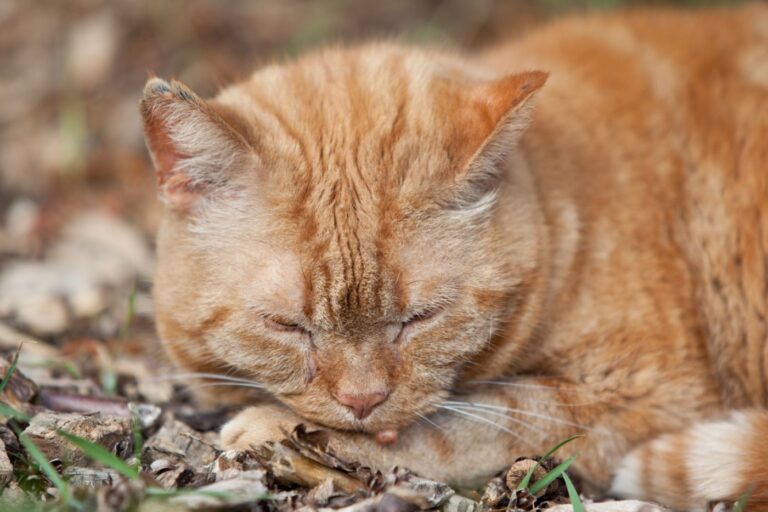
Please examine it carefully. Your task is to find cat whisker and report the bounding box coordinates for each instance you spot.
[443,400,592,432]
[465,379,610,406]
[469,380,581,392]
[180,382,267,395]
[415,411,446,433]
[445,403,546,436]
[146,372,263,386]
[435,404,535,448]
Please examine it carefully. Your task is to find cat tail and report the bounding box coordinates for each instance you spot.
[609,410,768,511]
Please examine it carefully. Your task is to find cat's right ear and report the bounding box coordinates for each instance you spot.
[140,77,253,210]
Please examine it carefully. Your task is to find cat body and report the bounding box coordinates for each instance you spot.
[141,4,768,509]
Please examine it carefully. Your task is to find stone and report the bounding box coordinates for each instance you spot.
[13,295,69,336]
[0,439,14,488]
[168,470,269,509]
[546,501,670,512]
[23,412,132,466]
[142,416,219,469]
[63,466,120,488]
[442,495,482,512]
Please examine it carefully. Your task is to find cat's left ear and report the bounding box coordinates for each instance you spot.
[140,77,254,210]
[452,70,548,212]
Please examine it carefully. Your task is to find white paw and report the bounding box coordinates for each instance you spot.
[219,404,304,451]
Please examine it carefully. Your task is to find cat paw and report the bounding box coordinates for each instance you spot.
[220,404,305,451]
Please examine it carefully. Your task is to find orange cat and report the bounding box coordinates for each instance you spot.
[141,4,768,509]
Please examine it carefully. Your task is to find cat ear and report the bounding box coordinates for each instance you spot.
[452,70,548,216]
[140,77,252,210]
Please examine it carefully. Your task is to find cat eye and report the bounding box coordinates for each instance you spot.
[404,309,439,326]
[265,316,309,335]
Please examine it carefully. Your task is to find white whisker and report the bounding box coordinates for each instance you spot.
[145,372,262,386]
[181,382,267,393]
[435,404,534,448]
[469,380,572,391]
[446,403,545,435]
[443,400,591,431]
[415,411,446,433]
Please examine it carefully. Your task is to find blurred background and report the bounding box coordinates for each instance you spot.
[0,0,745,376]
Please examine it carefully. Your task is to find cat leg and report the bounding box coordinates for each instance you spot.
[610,409,768,510]
[220,403,312,450]
[220,379,611,489]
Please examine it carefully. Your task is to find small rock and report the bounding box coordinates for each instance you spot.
[152,460,196,490]
[13,295,69,336]
[128,402,162,429]
[68,286,105,318]
[142,416,219,468]
[378,492,420,512]
[546,501,669,512]
[0,439,14,487]
[442,495,482,512]
[23,412,132,466]
[169,470,269,509]
[95,477,144,512]
[212,449,264,478]
[63,466,120,488]
[400,475,454,508]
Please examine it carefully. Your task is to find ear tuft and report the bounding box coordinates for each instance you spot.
[144,77,172,96]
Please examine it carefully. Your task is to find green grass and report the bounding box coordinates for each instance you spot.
[516,434,585,509]
[17,432,75,508]
[0,345,22,394]
[516,434,582,490]
[55,431,139,480]
[733,485,754,512]
[561,472,585,512]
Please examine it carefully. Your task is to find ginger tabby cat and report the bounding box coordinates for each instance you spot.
[140,4,768,509]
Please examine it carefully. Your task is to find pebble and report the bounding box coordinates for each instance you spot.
[0,439,13,488]
[23,412,132,466]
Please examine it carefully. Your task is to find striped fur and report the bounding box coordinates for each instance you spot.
[141,4,768,509]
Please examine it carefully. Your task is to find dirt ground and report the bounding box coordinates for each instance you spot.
[0,1,743,510]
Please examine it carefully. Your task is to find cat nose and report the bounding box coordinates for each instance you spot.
[335,391,389,420]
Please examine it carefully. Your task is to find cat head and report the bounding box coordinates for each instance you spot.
[141,44,548,432]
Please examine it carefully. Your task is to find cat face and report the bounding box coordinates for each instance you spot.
[143,44,547,432]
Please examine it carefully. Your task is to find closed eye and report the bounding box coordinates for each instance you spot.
[404,309,439,327]
[265,316,309,335]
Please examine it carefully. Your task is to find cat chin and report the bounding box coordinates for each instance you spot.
[287,406,420,434]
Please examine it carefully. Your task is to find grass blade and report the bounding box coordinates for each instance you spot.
[0,402,30,422]
[529,454,577,495]
[562,472,585,512]
[18,432,70,503]
[734,484,755,512]
[517,434,583,490]
[0,344,23,393]
[131,409,143,462]
[119,281,137,341]
[57,430,138,480]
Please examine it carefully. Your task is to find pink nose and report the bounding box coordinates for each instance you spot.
[336,391,388,420]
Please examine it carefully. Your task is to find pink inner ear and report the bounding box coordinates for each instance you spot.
[145,115,181,187]
[162,173,205,209]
